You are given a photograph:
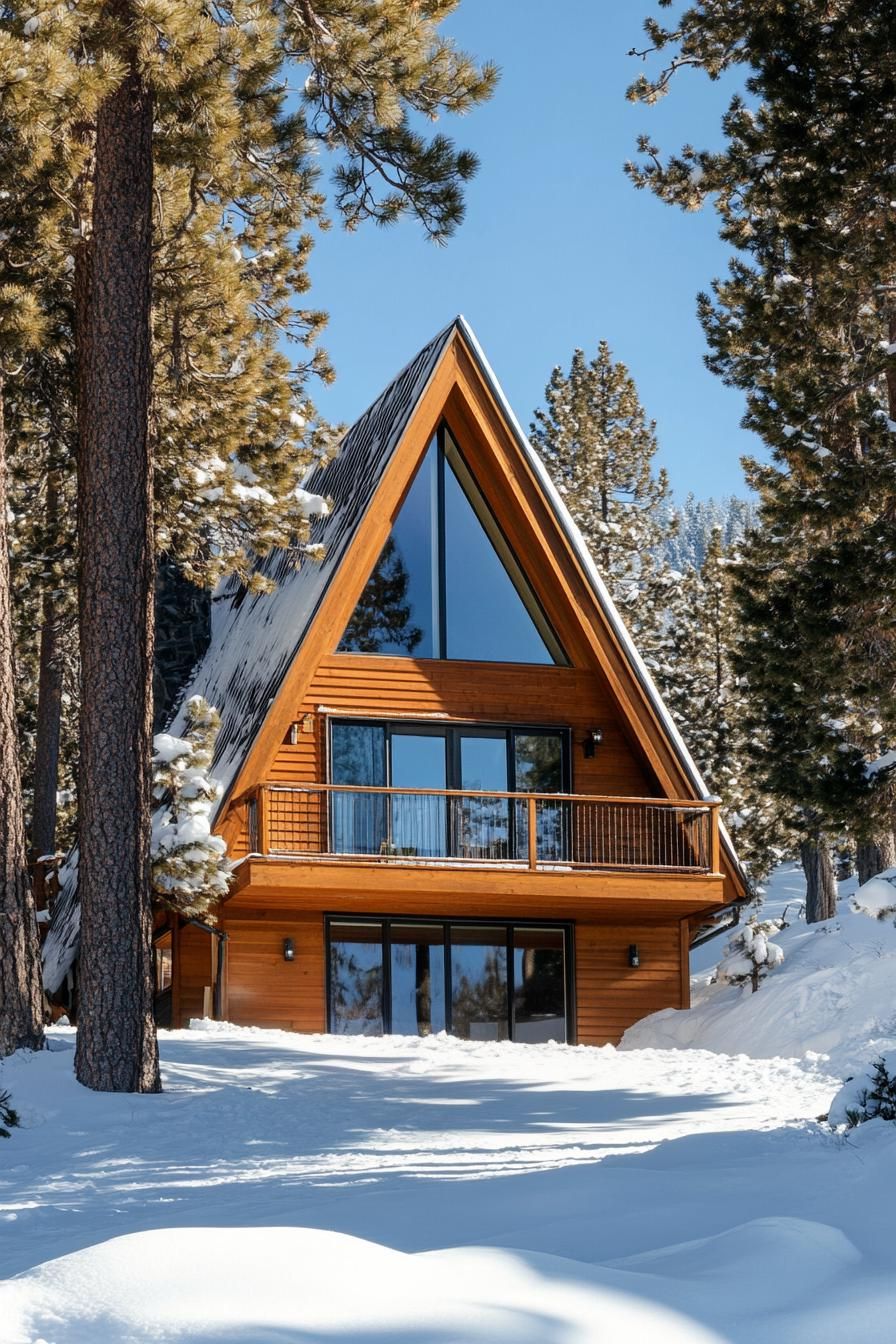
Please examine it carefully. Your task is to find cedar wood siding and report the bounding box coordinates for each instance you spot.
[215,904,686,1045]
[228,655,659,860]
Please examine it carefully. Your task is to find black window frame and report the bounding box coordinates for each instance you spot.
[325,914,576,1044]
[328,716,571,862]
[329,717,571,794]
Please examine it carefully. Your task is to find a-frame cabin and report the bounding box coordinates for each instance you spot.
[44,317,747,1045]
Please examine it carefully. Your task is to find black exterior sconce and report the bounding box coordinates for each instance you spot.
[283,938,295,962]
[582,727,604,759]
[629,944,640,968]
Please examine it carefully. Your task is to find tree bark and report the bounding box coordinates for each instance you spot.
[30,470,64,878]
[856,829,896,887]
[800,836,838,924]
[73,53,160,1093]
[0,377,45,1058]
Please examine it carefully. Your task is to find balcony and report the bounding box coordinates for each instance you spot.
[244,784,721,876]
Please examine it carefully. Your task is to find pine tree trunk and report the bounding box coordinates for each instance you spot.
[856,830,896,886]
[30,472,64,878]
[0,378,45,1058]
[799,836,837,924]
[73,54,160,1093]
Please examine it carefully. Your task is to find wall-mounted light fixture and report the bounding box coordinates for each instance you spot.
[628,944,640,968]
[582,727,604,759]
[283,938,295,962]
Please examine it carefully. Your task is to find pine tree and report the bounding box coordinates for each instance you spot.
[652,527,791,882]
[151,697,231,921]
[0,33,78,1053]
[715,915,785,994]
[662,493,756,572]
[2,1,497,1090]
[530,341,676,654]
[627,0,896,912]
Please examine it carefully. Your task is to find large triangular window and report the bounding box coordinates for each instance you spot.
[338,427,567,665]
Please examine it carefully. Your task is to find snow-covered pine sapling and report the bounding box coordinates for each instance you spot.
[151,697,232,921]
[0,1088,19,1138]
[831,1056,896,1129]
[715,916,785,993]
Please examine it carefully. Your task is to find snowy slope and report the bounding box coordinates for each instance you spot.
[623,862,896,1078]
[1,1015,894,1343]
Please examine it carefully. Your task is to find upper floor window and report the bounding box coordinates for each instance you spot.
[338,426,568,664]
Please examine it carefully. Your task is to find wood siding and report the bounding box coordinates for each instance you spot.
[575,920,685,1046]
[221,907,325,1033]
[175,920,216,1024]
[273,655,656,793]
[211,901,685,1045]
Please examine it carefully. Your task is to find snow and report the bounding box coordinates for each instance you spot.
[851,867,896,918]
[626,863,896,1078]
[1,1225,723,1344]
[2,945,895,1344]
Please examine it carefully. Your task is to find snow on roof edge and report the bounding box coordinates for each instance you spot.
[454,315,747,891]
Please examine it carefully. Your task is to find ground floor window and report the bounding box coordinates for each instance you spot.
[327,917,571,1043]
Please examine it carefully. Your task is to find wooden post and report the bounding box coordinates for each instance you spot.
[710,803,721,875]
[527,795,537,871]
[256,786,269,855]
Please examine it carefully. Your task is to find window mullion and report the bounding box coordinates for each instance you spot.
[436,424,447,659]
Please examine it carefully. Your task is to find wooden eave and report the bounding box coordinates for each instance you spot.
[229,855,726,923]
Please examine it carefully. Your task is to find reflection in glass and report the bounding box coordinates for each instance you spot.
[451,926,508,1040]
[390,924,446,1035]
[329,921,384,1035]
[458,734,509,859]
[154,933,173,994]
[514,732,565,862]
[338,439,438,656]
[390,733,447,857]
[443,437,559,665]
[338,429,567,666]
[331,723,387,854]
[512,927,566,1043]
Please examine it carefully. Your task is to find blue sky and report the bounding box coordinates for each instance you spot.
[306,2,761,501]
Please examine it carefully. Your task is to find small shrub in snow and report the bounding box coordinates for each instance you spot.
[829,1055,896,1128]
[714,916,785,993]
[151,697,232,920]
[0,1089,19,1138]
[852,868,896,920]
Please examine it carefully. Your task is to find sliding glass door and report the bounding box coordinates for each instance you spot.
[329,719,569,862]
[327,918,570,1042]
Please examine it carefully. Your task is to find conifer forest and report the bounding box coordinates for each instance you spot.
[2,8,896,1343]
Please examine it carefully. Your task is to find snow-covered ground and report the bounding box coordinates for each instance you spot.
[2,864,896,1343]
[629,861,896,1077]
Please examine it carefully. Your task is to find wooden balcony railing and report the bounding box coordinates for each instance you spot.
[244,784,721,875]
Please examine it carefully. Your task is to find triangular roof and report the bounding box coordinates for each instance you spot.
[43,317,746,991]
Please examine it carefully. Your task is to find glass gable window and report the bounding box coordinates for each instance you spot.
[338,427,567,665]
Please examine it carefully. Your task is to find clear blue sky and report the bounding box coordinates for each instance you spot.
[306,2,761,501]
